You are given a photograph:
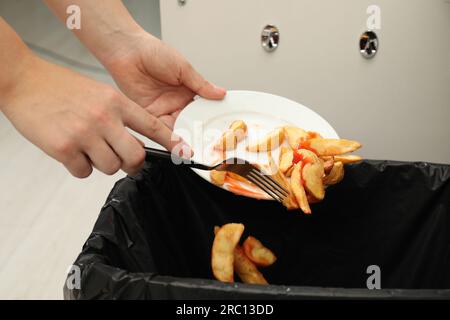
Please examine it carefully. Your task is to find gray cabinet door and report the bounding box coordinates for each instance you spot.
[161,0,450,163]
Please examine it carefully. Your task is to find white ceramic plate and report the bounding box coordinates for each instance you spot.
[173,90,339,199]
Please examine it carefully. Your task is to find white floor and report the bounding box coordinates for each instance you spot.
[0,114,122,299]
[0,0,161,299]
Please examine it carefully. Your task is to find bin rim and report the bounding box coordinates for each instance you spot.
[65,261,450,300]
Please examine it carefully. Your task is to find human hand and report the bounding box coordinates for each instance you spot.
[103,32,226,128]
[44,1,225,127]
[0,55,187,178]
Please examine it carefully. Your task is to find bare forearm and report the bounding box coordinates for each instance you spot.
[0,18,34,109]
[44,0,147,66]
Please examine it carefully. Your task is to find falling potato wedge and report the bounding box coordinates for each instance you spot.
[214,120,248,151]
[234,246,268,285]
[323,161,344,185]
[279,147,294,174]
[283,126,309,149]
[210,170,227,186]
[247,128,285,152]
[334,155,363,164]
[291,163,311,214]
[243,236,277,267]
[300,138,362,156]
[213,227,269,285]
[211,223,244,282]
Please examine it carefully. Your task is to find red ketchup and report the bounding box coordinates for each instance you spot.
[224,176,264,198]
[298,140,318,155]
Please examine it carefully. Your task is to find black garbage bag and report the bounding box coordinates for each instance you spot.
[64,159,450,299]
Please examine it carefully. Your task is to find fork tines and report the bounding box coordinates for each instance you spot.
[246,169,289,203]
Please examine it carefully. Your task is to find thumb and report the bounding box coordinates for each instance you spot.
[181,62,226,100]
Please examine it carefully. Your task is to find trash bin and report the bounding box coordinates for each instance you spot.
[64,159,450,299]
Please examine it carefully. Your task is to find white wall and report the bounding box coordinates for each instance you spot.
[124,0,161,38]
[161,0,450,163]
[0,0,161,83]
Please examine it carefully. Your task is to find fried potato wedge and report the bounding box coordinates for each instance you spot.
[321,156,335,174]
[300,138,362,156]
[243,236,277,267]
[285,166,294,178]
[291,163,311,214]
[281,186,298,209]
[247,128,285,152]
[274,169,298,210]
[302,162,325,200]
[323,161,344,185]
[333,154,363,164]
[294,149,325,200]
[296,149,325,200]
[279,147,294,174]
[267,151,298,210]
[211,223,244,282]
[210,170,227,186]
[213,227,268,285]
[283,126,309,149]
[307,194,320,204]
[296,149,321,165]
[214,120,248,151]
[234,246,268,285]
[307,131,323,139]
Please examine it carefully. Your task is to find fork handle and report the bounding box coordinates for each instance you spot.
[143,147,212,170]
[144,147,174,162]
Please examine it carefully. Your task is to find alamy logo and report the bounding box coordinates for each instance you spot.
[66,265,81,290]
[366,5,381,30]
[66,5,81,30]
[366,265,381,289]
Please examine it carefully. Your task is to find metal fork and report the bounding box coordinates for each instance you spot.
[144,147,288,203]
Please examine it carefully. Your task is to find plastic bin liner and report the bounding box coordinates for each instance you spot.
[64,159,450,299]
